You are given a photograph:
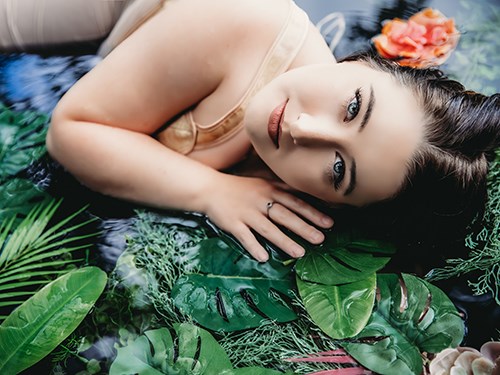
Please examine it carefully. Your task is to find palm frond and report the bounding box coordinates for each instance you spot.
[0,198,99,321]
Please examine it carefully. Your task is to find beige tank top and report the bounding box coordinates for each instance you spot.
[156,0,310,154]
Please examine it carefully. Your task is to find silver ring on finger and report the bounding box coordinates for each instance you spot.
[266,201,275,218]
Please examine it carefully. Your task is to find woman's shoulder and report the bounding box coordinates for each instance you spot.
[157,0,292,45]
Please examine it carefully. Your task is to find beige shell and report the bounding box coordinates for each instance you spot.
[429,342,500,375]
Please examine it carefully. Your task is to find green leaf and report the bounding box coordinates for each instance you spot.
[0,103,48,181]
[342,273,465,375]
[110,323,283,375]
[171,237,297,331]
[296,234,395,285]
[0,179,49,224]
[0,266,108,374]
[297,273,376,339]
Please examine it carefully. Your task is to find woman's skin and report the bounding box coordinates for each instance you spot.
[46,0,424,262]
[245,62,424,207]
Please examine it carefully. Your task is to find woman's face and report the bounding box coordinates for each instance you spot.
[244,62,425,207]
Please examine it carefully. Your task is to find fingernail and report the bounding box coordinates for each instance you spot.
[322,217,334,227]
[311,231,324,243]
[294,245,305,258]
[258,254,269,262]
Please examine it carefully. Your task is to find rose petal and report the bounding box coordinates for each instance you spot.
[410,8,448,28]
[373,7,460,67]
[428,26,449,45]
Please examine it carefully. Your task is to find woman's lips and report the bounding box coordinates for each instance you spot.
[268,99,288,148]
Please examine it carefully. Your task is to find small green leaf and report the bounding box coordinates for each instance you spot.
[0,104,48,181]
[0,179,49,224]
[0,267,108,374]
[297,273,376,339]
[172,238,297,331]
[296,235,395,285]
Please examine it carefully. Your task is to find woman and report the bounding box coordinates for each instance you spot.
[1,0,498,261]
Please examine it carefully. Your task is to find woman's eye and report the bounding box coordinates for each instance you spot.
[333,153,345,189]
[344,90,361,122]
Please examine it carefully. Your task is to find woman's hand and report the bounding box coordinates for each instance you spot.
[202,174,334,262]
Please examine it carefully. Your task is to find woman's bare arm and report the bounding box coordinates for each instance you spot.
[47,0,333,261]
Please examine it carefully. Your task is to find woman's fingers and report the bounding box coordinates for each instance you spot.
[266,202,325,245]
[273,191,334,229]
[204,175,334,262]
[250,215,306,259]
[238,193,332,260]
[231,223,271,262]
[230,213,307,262]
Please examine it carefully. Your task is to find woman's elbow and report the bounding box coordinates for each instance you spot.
[46,106,68,163]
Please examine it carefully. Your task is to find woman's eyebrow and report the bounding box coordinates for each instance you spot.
[359,85,375,132]
[344,158,356,196]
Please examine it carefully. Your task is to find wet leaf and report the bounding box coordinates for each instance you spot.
[171,237,296,331]
[0,103,48,181]
[110,323,288,375]
[0,178,49,224]
[342,273,465,375]
[297,273,376,339]
[296,235,395,285]
[0,267,107,374]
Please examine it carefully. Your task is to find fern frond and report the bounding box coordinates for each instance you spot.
[0,198,98,321]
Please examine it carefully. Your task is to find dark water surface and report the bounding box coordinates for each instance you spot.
[1,0,498,374]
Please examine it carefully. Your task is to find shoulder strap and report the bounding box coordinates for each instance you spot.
[158,0,310,154]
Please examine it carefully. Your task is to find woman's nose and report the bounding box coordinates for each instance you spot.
[289,113,343,146]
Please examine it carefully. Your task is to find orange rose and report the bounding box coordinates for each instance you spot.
[372,8,460,68]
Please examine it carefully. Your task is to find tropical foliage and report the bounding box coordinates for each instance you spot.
[343,273,464,375]
[0,102,48,180]
[0,178,49,224]
[0,197,97,320]
[0,101,107,374]
[112,213,465,375]
[172,237,297,331]
[111,323,291,375]
[427,150,500,304]
[0,266,107,374]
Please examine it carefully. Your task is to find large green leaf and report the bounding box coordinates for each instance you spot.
[171,237,297,331]
[0,103,48,181]
[296,234,395,285]
[110,323,287,375]
[0,178,49,224]
[0,266,107,374]
[342,273,465,375]
[297,273,376,339]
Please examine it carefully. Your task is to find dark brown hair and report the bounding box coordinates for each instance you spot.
[337,51,499,250]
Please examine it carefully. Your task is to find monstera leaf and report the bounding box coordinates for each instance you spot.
[0,178,49,224]
[171,237,297,331]
[342,273,465,375]
[0,103,48,180]
[0,267,107,374]
[110,323,291,375]
[297,273,377,339]
[296,235,395,285]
